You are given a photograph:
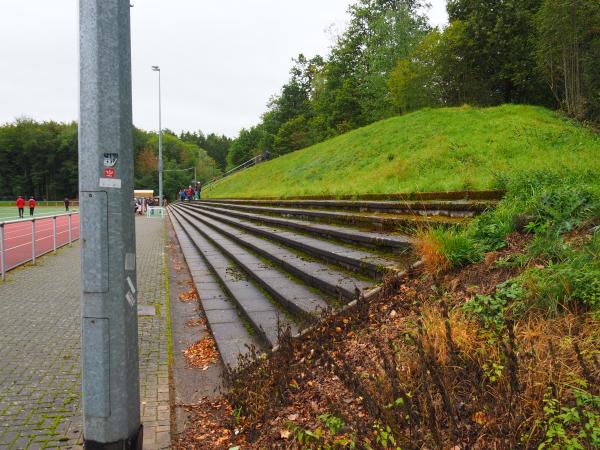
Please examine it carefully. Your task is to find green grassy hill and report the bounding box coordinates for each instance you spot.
[206,104,600,199]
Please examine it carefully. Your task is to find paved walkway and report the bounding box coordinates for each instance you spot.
[0,218,170,449]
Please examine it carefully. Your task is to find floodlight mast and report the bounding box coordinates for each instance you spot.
[151,65,163,206]
[79,0,142,447]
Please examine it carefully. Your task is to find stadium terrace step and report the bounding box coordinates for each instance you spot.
[201,190,504,202]
[193,201,468,231]
[200,198,494,218]
[169,210,262,369]
[174,203,409,278]
[172,204,376,301]
[169,192,482,371]
[170,207,332,323]
[170,209,300,350]
[187,202,412,252]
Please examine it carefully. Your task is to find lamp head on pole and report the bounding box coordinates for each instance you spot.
[151,65,160,72]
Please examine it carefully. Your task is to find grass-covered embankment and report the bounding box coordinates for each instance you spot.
[206,104,600,199]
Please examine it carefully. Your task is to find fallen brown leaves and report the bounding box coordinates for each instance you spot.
[179,289,199,302]
[183,337,218,370]
[186,317,206,328]
[173,398,243,450]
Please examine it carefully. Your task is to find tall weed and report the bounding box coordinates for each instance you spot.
[415,227,482,273]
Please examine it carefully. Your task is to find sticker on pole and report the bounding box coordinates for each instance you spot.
[103,168,115,178]
[125,253,136,271]
[103,153,118,167]
[99,178,121,188]
[127,276,136,295]
[126,290,136,308]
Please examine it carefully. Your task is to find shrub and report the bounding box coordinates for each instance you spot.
[462,280,525,330]
[415,227,483,273]
[517,233,600,314]
[538,386,600,450]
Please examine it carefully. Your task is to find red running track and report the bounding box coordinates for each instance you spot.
[2,214,80,271]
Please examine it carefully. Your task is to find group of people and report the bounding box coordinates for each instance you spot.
[178,183,201,201]
[15,196,72,218]
[15,196,36,218]
[135,197,156,215]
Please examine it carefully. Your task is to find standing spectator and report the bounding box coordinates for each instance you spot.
[64,197,70,211]
[28,197,36,216]
[16,195,25,218]
[187,185,194,201]
[179,188,186,201]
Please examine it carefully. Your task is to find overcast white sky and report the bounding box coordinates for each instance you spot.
[0,0,448,137]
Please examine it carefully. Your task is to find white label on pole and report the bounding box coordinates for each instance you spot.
[126,290,136,307]
[126,276,136,294]
[125,253,136,271]
[99,178,122,188]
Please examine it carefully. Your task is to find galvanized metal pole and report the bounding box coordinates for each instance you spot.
[79,0,141,447]
[157,69,163,207]
[31,220,36,265]
[0,224,5,281]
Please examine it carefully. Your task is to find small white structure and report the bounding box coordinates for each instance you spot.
[146,206,165,218]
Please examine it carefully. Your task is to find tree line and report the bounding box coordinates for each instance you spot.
[0,119,228,200]
[226,0,600,168]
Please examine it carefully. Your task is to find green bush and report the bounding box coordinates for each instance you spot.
[517,233,600,314]
[462,280,525,329]
[431,227,483,268]
[538,386,600,449]
[468,170,600,256]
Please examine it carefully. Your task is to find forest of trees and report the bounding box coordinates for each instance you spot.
[0,120,226,200]
[226,0,600,167]
[1,0,598,198]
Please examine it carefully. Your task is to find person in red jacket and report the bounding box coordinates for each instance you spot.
[28,197,36,217]
[16,196,25,218]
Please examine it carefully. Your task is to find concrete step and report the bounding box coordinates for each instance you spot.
[194,201,468,231]
[175,203,409,279]
[170,207,332,323]
[203,190,504,202]
[200,198,494,217]
[188,202,412,252]
[172,204,376,301]
[170,209,299,351]
[168,210,262,369]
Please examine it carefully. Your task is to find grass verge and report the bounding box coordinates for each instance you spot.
[206,104,600,199]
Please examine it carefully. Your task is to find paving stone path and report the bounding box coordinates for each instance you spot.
[0,218,171,449]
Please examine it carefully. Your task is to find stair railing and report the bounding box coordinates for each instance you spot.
[203,154,264,193]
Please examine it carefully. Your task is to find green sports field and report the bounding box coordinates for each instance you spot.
[0,206,78,222]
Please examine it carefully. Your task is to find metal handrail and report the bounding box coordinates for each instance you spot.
[0,211,76,226]
[203,155,262,192]
[0,212,79,280]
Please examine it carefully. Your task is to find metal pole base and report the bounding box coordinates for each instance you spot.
[84,425,143,450]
